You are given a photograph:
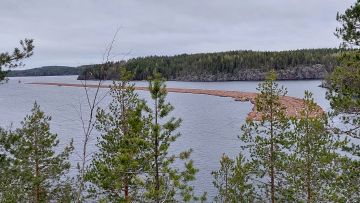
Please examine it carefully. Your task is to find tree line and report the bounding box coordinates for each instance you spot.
[78,48,340,81]
[6,66,86,77]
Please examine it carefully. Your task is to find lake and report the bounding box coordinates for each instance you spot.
[0,76,329,197]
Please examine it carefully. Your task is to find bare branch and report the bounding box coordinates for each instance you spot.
[75,28,121,202]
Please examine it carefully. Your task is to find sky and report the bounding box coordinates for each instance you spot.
[0,0,356,69]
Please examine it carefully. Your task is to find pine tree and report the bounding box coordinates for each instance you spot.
[331,157,360,202]
[285,91,346,202]
[86,68,148,202]
[327,51,360,140]
[326,55,360,203]
[332,0,360,157]
[240,70,291,202]
[326,3,360,201]
[0,38,34,81]
[336,0,360,47]
[212,153,254,203]
[144,72,205,202]
[0,102,73,202]
[212,154,233,203]
[0,127,20,202]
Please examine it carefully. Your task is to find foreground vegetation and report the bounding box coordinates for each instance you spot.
[1,66,359,202]
[0,1,359,202]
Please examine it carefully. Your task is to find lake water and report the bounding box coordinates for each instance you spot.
[0,76,330,197]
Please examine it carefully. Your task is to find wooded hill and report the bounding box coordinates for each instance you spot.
[7,66,86,77]
[78,48,340,81]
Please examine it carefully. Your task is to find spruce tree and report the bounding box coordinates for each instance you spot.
[212,153,254,203]
[0,102,73,202]
[86,68,148,202]
[144,72,205,202]
[240,70,290,202]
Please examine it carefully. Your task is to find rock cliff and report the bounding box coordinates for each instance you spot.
[171,64,329,81]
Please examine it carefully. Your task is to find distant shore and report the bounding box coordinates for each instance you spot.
[27,82,324,121]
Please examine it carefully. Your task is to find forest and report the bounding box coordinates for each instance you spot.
[78,48,340,81]
[4,49,340,81]
[6,66,85,77]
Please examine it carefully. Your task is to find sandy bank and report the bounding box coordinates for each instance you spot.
[27,82,323,121]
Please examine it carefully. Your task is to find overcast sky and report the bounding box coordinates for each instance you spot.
[0,0,356,69]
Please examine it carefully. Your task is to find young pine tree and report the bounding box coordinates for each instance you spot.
[86,68,148,202]
[212,153,254,203]
[285,91,345,202]
[1,102,74,202]
[144,73,205,202]
[240,70,291,202]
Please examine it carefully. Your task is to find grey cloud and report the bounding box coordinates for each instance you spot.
[0,0,356,68]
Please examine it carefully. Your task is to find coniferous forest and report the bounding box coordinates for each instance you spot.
[78,48,340,81]
[0,1,359,203]
[6,66,85,77]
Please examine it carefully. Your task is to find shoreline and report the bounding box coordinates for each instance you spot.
[27,82,324,121]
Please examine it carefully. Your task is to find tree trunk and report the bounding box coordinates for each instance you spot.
[154,98,160,203]
[35,159,40,203]
[225,166,228,202]
[34,132,41,203]
[270,131,275,203]
[270,88,275,203]
[121,89,130,202]
[124,177,129,202]
[305,117,312,203]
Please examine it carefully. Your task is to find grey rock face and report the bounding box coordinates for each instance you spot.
[172,64,328,81]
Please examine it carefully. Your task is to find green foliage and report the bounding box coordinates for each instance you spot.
[212,153,254,203]
[0,128,18,202]
[85,70,205,202]
[285,91,346,202]
[330,0,360,156]
[240,71,291,202]
[0,39,34,81]
[143,72,205,202]
[327,51,360,115]
[329,158,360,202]
[79,49,339,81]
[336,0,360,47]
[326,52,360,159]
[86,68,148,202]
[78,62,124,81]
[323,3,360,201]
[0,102,74,202]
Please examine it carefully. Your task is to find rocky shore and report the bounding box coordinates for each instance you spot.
[172,64,329,82]
[77,64,330,82]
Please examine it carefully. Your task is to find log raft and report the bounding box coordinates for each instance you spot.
[27,82,324,121]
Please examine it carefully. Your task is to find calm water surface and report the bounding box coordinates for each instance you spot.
[0,76,329,197]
